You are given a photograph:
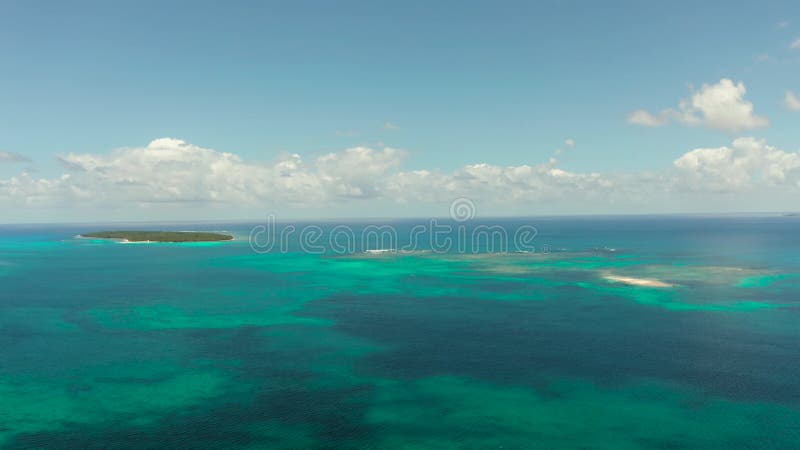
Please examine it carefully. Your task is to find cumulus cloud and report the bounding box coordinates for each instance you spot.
[2,136,800,218]
[0,151,30,163]
[383,122,400,131]
[628,79,769,133]
[0,172,79,207]
[564,138,576,148]
[674,137,800,192]
[45,138,405,207]
[386,161,614,205]
[785,91,800,111]
[57,138,271,204]
[316,146,405,198]
[791,38,800,49]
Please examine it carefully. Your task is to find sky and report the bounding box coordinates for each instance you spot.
[1,0,799,223]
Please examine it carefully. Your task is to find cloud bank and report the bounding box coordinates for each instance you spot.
[2,136,799,220]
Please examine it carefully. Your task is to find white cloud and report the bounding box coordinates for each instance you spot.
[628,79,769,133]
[777,21,790,29]
[555,139,576,156]
[316,146,405,198]
[674,137,800,192]
[791,38,800,49]
[383,122,400,131]
[688,79,768,131]
[3,137,800,218]
[47,138,405,207]
[0,172,76,206]
[383,162,617,208]
[0,151,30,163]
[627,110,668,127]
[785,91,800,110]
[57,138,271,204]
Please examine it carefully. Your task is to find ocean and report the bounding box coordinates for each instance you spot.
[1,216,799,448]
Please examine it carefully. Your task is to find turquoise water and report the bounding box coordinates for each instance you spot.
[1,217,799,448]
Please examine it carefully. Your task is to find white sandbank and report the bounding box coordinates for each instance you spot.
[603,274,673,288]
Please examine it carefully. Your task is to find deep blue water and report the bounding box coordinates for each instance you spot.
[0,216,799,448]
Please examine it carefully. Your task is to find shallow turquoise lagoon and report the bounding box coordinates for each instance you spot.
[1,217,799,448]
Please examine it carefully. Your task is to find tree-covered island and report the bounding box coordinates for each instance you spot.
[82,231,234,242]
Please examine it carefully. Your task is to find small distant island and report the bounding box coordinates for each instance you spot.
[82,231,234,243]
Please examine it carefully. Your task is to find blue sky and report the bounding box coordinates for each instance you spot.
[1,1,799,222]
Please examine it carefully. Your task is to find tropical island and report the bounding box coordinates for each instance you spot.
[81,231,234,243]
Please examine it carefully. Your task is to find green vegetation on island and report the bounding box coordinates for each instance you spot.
[82,231,234,243]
